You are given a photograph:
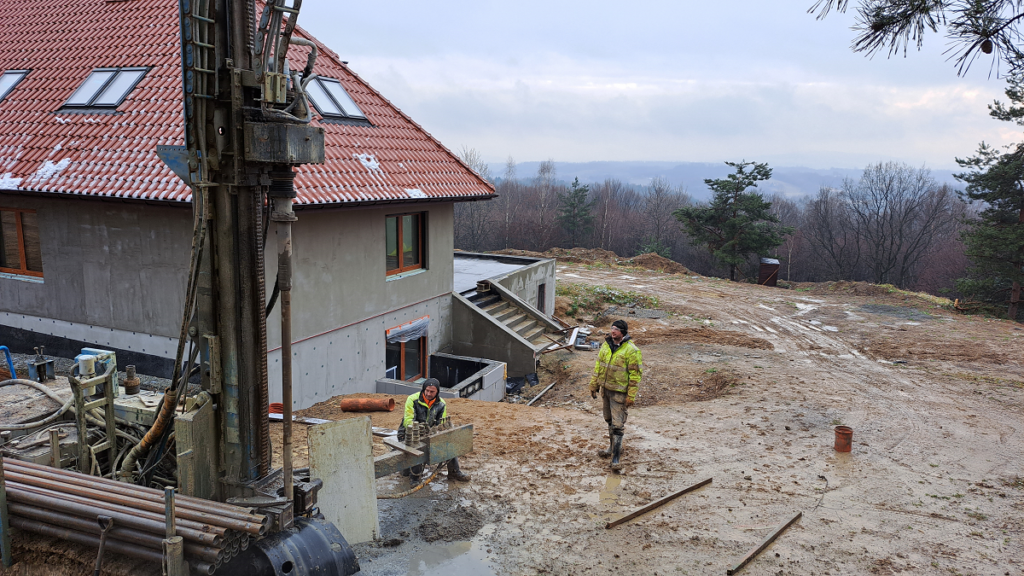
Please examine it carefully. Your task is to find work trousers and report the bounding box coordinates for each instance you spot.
[602,387,629,435]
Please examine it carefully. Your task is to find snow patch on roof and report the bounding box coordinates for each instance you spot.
[405,188,426,198]
[354,153,381,173]
[28,158,71,182]
[0,173,23,189]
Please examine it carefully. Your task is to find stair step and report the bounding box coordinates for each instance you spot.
[524,326,547,342]
[494,308,520,322]
[474,295,501,308]
[515,319,539,336]
[503,313,527,327]
[483,301,509,315]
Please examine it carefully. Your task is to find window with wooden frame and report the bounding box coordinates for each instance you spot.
[385,212,424,275]
[0,208,43,277]
[385,337,426,381]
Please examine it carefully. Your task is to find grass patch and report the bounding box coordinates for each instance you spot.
[555,283,659,317]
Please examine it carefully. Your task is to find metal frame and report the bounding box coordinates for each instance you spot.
[0,70,29,103]
[305,76,365,119]
[61,67,150,109]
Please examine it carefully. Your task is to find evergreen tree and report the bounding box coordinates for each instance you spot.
[557,177,595,248]
[674,161,793,281]
[955,73,1024,320]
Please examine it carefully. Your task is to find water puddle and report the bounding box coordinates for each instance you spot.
[406,541,495,576]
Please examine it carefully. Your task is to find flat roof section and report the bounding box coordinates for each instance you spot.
[453,252,542,294]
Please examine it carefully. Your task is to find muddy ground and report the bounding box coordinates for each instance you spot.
[2,261,1021,575]
[309,263,1023,576]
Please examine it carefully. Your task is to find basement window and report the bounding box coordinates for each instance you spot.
[304,77,366,120]
[0,70,29,103]
[386,212,424,276]
[63,67,148,109]
[385,317,429,381]
[0,208,43,278]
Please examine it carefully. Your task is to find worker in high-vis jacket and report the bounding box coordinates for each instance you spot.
[589,319,643,471]
[398,378,471,482]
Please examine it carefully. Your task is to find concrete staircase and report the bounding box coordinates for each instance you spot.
[463,287,564,351]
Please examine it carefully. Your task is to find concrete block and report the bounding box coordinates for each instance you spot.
[308,417,379,544]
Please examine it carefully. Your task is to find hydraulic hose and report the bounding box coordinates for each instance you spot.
[119,388,178,480]
[0,379,74,431]
[376,463,444,500]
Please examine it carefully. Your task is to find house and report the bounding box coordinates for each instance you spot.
[0,0,560,410]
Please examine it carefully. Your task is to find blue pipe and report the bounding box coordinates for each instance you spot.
[0,347,13,379]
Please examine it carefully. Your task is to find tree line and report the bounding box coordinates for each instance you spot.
[455,68,1024,320]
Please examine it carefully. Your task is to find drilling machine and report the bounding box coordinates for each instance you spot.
[154,0,358,573]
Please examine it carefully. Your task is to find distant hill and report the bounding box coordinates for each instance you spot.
[487,161,962,201]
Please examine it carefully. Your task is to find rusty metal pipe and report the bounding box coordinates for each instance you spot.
[4,470,265,535]
[3,459,267,530]
[6,502,223,563]
[4,458,263,517]
[339,397,396,412]
[7,480,228,539]
[6,484,223,546]
[10,515,164,563]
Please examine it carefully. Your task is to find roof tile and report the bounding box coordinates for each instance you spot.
[0,0,493,206]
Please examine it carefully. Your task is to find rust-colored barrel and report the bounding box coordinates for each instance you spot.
[339,397,395,412]
[834,426,853,452]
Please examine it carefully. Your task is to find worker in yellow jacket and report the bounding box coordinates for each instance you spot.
[589,319,642,471]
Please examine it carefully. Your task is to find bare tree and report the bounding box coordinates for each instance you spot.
[768,193,803,281]
[638,177,690,256]
[493,156,522,250]
[804,186,863,280]
[527,160,560,250]
[453,146,493,251]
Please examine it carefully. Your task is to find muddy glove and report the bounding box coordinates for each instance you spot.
[591,389,598,399]
[625,398,635,408]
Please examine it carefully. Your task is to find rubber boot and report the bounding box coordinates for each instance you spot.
[598,426,614,458]
[610,434,624,471]
[447,458,471,482]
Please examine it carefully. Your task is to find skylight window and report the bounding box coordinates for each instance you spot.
[0,70,29,103]
[305,77,366,120]
[64,67,148,109]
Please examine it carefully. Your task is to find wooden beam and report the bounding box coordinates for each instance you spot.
[605,477,712,529]
[382,436,423,457]
[373,424,474,478]
[727,511,802,575]
[526,381,557,406]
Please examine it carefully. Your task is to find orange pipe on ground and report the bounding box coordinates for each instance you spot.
[339,397,395,412]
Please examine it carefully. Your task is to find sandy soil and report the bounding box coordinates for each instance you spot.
[348,263,1024,575]
[4,261,1021,575]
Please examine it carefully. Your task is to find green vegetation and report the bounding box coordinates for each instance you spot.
[555,283,659,317]
[674,161,793,281]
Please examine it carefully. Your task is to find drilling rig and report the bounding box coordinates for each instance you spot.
[0,0,359,574]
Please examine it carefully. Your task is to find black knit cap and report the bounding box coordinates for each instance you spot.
[611,319,628,334]
[421,378,441,395]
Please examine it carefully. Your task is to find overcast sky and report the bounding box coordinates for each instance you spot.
[299,1,1018,170]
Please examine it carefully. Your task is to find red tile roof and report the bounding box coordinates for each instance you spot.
[0,0,494,206]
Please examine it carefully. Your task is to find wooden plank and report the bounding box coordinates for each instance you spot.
[382,436,423,457]
[605,477,712,529]
[727,511,802,575]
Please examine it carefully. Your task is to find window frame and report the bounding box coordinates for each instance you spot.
[385,212,425,276]
[0,70,30,103]
[0,207,43,278]
[305,76,366,120]
[385,336,427,382]
[62,67,149,110]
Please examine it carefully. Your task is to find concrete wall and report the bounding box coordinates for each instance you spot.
[0,195,458,410]
[0,196,189,373]
[266,203,456,409]
[491,258,556,316]
[451,292,537,377]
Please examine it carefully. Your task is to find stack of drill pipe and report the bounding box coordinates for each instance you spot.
[2,457,266,573]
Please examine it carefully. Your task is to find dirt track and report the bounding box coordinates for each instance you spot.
[346,262,1024,575]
